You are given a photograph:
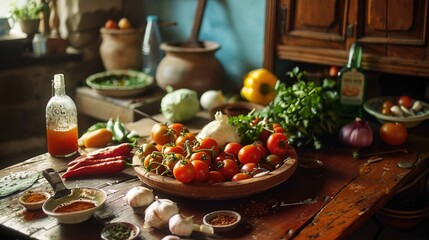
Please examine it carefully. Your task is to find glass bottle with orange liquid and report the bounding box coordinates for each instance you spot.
[46,74,78,157]
[336,43,366,124]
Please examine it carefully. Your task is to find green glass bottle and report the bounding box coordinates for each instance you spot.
[337,43,366,123]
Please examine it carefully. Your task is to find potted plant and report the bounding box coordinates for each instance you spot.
[9,0,44,36]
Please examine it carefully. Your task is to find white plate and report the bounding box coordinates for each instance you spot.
[363,96,429,128]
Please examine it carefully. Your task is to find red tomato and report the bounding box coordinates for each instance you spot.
[175,132,197,147]
[190,152,212,166]
[151,123,176,145]
[329,66,339,77]
[104,19,118,29]
[163,145,184,155]
[271,123,282,129]
[241,162,258,173]
[262,154,283,169]
[168,123,186,137]
[232,172,251,181]
[266,133,289,156]
[398,95,413,109]
[214,152,236,164]
[224,142,242,157]
[195,138,219,157]
[253,142,268,158]
[207,171,226,184]
[379,122,408,146]
[173,160,195,183]
[218,159,239,180]
[191,160,210,182]
[258,129,271,142]
[273,126,285,133]
[238,144,262,165]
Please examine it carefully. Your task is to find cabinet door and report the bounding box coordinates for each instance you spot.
[358,0,428,60]
[278,0,349,49]
[275,0,350,65]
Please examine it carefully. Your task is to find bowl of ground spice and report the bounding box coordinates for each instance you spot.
[203,210,241,232]
[19,191,51,211]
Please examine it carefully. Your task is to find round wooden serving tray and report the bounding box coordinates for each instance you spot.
[133,147,298,200]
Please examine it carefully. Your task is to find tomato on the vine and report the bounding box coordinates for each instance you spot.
[194,138,219,157]
[143,153,165,174]
[163,145,185,155]
[241,162,258,174]
[151,123,176,145]
[238,144,261,165]
[262,154,283,169]
[176,132,197,147]
[232,172,251,181]
[218,159,238,180]
[214,152,236,164]
[137,143,158,159]
[379,122,408,146]
[190,152,212,166]
[168,123,186,137]
[207,171,225,183]
[173,159,195,183]
[224,142,242,157]
[163,152,183,172]
[398,95,413,109]
[253,142,268,158]
[266,133,289,156]
[191,160,210,182]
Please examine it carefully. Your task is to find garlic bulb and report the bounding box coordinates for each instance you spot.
[169,214,194,237]
[144,197,179,229]
[125,186,154,208]
[197,111,241,147]
[161,235,181,240]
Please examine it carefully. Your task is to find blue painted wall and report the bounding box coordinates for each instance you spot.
[140,0,266,91]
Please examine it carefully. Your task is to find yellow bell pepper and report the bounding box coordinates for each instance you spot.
[240,68,277,105]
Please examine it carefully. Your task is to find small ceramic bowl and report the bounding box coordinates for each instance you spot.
[101,221,140,240]
[19,191,51,211]
[299,158,324,172]
[42,187,106,224]
[203,210,241,233]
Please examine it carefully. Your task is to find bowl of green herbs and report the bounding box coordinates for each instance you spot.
[86,70,154,98]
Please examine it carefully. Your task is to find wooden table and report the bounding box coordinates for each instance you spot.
[1,113,428,240]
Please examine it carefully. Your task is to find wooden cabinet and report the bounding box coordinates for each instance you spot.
[264,0,429,76]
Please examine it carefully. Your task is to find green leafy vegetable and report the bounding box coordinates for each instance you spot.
[230,67,340,149]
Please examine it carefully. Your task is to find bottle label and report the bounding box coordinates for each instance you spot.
[339,69,365,105]
[46,104,77,131]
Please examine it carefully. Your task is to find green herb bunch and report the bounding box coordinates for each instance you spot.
[229,67,340,149]
[10,0,44,20]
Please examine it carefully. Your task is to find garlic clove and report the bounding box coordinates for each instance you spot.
[411,100,422,112]
[390,105,404,117]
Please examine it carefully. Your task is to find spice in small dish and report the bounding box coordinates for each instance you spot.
[101,222,140,240]
[19,191,50,211]
[203,210,241,232]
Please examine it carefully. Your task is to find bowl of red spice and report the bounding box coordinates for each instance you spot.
[19,191,51,211]
[203,210,241,232]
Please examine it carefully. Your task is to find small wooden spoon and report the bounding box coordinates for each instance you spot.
[182,0,207,48]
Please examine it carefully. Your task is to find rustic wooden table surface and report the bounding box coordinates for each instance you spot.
[1,113,428,240]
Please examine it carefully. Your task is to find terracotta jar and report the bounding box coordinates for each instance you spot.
[156,41,225,95]
[99,27,144,71]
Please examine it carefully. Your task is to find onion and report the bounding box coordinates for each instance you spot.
[338,118,373,148]
[200,90,225,110]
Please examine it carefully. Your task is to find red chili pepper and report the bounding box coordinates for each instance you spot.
[67,155,127,171]
[62,159,131,179]
[70,143,132,165]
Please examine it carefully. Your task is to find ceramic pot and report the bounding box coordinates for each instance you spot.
[156,41,225,95]
[19,19,40,36]
[99,27,144,71]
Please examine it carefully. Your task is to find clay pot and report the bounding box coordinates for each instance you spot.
[99,27,143,71]
[19,19,40,36]
[156,41,225,95]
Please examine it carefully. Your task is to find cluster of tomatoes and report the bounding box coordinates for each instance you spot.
[136,122,290,184]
